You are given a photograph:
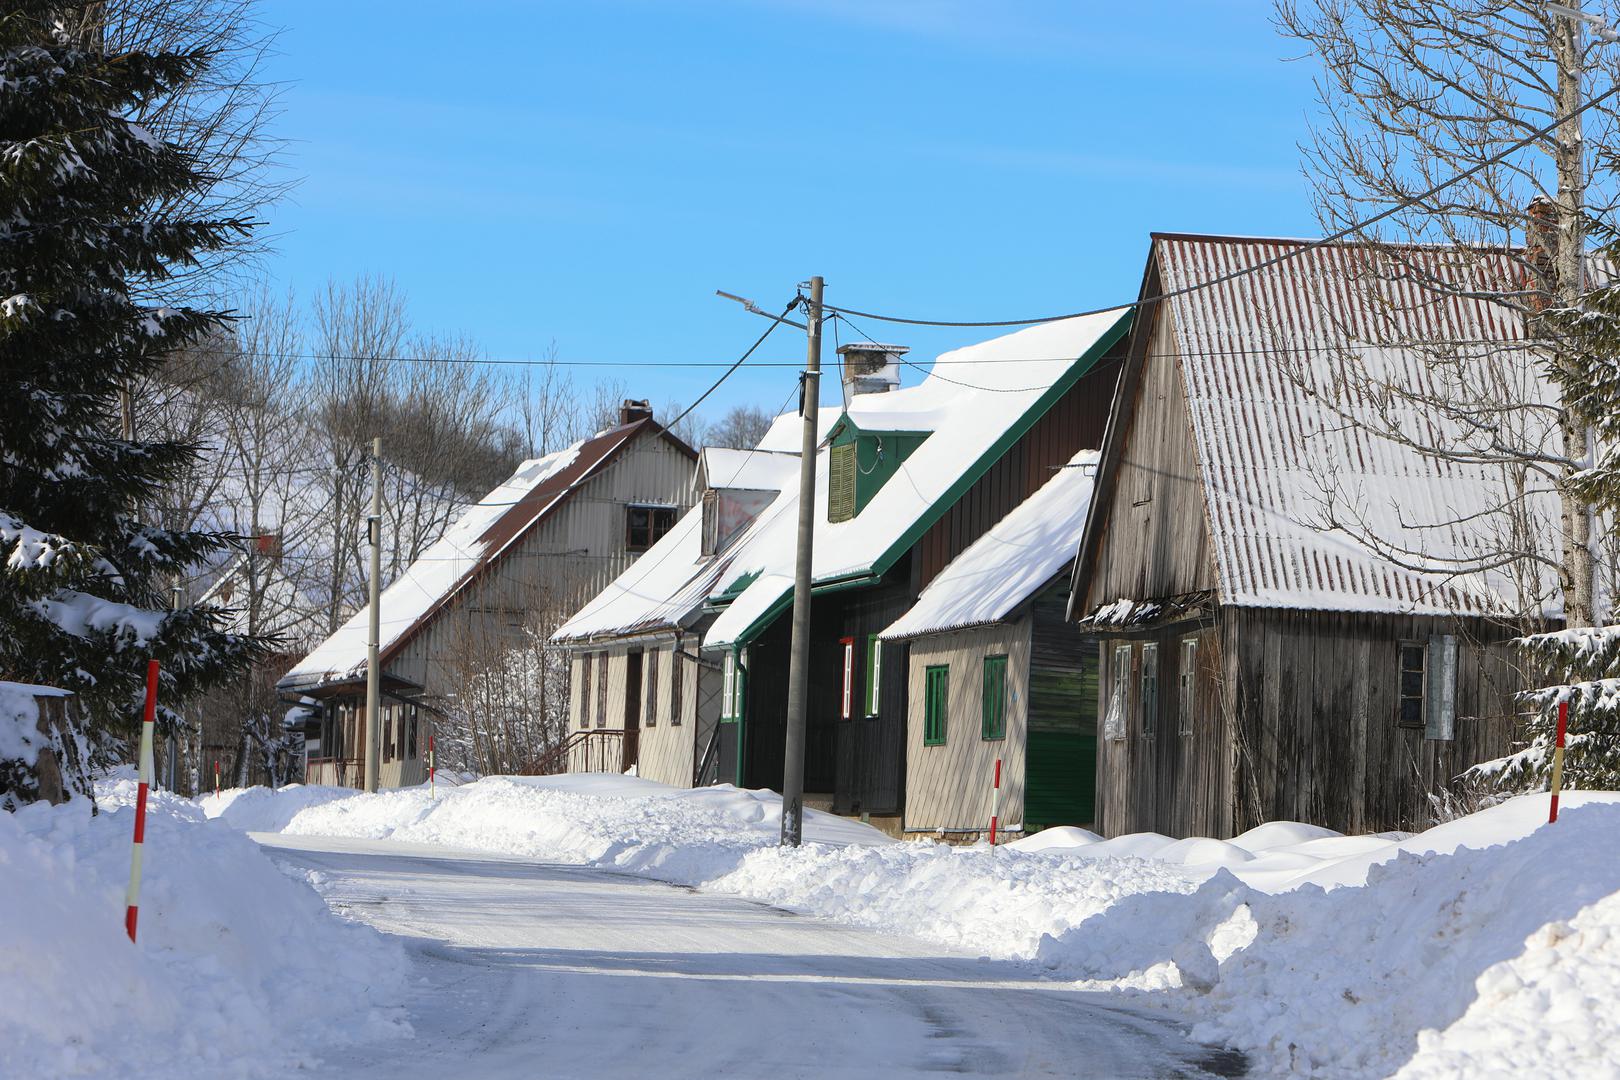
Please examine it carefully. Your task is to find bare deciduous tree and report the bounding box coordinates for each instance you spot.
[703,403,773,450]
[1275,0,1620,624]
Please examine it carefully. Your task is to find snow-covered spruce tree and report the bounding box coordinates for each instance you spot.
[0,3,268,806]
[1483,221,1620,792]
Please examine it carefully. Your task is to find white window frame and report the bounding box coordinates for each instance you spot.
[1178,637,1197,737]
[1104,643,1130,741]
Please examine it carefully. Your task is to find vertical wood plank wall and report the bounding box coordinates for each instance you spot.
[1095,609,1521,838]
[1223,608,1520,835]
[904,620,1031,834]
[1094,621,1227,838]
[1084,302,1217,607]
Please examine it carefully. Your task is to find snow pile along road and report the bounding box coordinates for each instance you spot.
[1,779,408,1080]
[227,775,1620,1078]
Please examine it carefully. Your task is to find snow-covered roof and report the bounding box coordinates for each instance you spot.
[881,450,1099,640]
[553,459,801,643]
[1083,234,1565,618]
[281,420,665,691]
[705,310,1130,649]
[694,446,801,494]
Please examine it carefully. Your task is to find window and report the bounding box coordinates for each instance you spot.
[625,505,676,552]
[982,654,1007,741]
[722,651,736,720]
[1104,644,1130,740]
[865,636,882,717]
[828,443,856,523]
[670,647,684,727]
[840,637,855,719]
[700,489,720,557]
[382,705,395,762]
[644,647,660,727]
[924,665,949,746]
[579,653,593,728]
[1399,643,1426,728]
[1178,638,1197,737]
[596,652,609,728]
[1140,643,1159,736]
[407,704,419,759]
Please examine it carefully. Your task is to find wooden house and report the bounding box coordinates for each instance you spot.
[278,403,696,789]
[1069,234,1554,838]
[552,445,801,786]
[880,449,1100,840]
[675,314,1128,828]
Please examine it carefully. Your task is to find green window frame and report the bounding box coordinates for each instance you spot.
[981,654,1007,740]
[924,665,949,746]
[865,635,882,717]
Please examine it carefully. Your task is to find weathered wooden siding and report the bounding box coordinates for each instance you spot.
[1083,303,1217,608]
[1094,620,1228,838]
[636,639,699,788]
[917,356,1120,589]
[1223,607,1520,835]
[904,620,1031,835]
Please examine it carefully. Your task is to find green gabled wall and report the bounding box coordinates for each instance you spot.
[827,418,932,520]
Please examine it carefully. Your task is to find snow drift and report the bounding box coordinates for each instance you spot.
[0,778,408,1079]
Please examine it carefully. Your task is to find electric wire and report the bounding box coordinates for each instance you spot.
[819,85,1620,329]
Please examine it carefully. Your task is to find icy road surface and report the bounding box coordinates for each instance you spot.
[257,834,1242,1079]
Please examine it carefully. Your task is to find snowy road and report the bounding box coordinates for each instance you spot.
[257,834,1244,1080]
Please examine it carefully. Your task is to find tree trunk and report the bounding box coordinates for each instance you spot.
[1554,16,1598,627]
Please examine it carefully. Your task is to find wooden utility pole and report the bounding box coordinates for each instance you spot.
[780,276,823,847]
[364,437,382,793]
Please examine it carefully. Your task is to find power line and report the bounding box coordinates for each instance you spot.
[819,85,1620,329]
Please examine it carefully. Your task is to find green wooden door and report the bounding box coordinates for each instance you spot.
[1024,640,1099,828]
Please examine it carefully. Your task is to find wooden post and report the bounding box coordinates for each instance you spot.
[781,276,823,848]
[1550,698,1569,823]
[124,661,160,942]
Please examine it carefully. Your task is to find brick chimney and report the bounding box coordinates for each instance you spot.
[836,342,907,407]
[1525,195,1558,313]
[619,399,653,425]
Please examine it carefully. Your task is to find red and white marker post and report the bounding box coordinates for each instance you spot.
[214,759,220,799]
[988,757,1003,848]
[1550,698,1570,824]
[124,660,160,943]
[428,734,436,799]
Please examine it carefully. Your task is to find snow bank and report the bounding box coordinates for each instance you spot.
[225,775,1620,1078]
[1,779,408,1079]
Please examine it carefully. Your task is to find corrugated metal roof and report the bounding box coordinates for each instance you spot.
[1153,233,1562,617]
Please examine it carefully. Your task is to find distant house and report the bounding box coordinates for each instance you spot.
[557,314,1130,831]
[279,403,696,789]
[880,449,1100,840]
[1069,234,1552,838]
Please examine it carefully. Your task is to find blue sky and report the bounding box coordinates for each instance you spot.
[256,1,1321,419]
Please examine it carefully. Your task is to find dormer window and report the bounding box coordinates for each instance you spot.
[626,504,676,552]
[825,420,930,524]
[828,443,857,523]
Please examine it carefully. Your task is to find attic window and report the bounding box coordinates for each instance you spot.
[828,443,856,523]
[626,505,676,552]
